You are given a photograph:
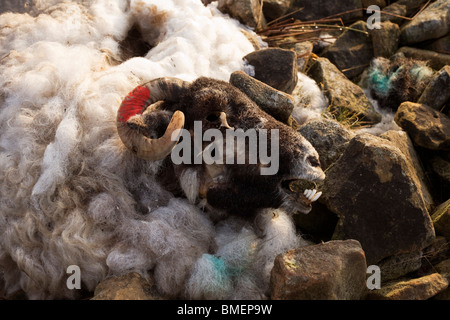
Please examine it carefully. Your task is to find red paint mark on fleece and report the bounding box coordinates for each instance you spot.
[117,86,151,123]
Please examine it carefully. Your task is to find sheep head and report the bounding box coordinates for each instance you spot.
[117,77,325,217]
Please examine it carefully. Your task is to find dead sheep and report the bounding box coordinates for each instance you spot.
[0,0,325,299]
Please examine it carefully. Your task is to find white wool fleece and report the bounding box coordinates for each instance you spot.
[0,0,307,299]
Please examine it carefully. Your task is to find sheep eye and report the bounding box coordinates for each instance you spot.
[206,112,220,122]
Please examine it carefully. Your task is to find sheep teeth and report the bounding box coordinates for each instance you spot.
[304,189,322,202]
[304,189,314,199]
[311,191,322,202]
[304,189,312,198]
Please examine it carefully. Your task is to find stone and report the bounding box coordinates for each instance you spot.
[433,259,450,299]
[91,272,162,300]
[293,41,313,73]
[397,47,450,71]
[397,0,430,13]
[243,48,298,94]
[430,156,450,197]
[362,0,386,9]
[400,0,450,45]
[425,34,450,54]
[298,118,355,170]
[418,66,450,111]
[434,288,450,300]
[422,236,450,267]
[380,3,407,25]
[270,240,367,300]
[262,0,293,21]
[308,57,381,125]
[432,199,450,238]
[290,0,363,23]
[366,273,448,300]
[370,21,400,58]
[230,70,294,123]
[377,252,423,283]
[394,102,450,151]
[435,259,450,279]
[322,21,373,79]
[217,0,264,29]
[323,133,436,264]
[380,130,434,210]
[0,274,4,298]
[381,0,429,24]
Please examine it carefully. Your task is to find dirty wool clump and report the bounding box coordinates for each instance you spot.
[0,0,308,299]
[366,53,435,112]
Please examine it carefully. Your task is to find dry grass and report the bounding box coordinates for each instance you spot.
[256,7,412,49]
[321,100,372,130]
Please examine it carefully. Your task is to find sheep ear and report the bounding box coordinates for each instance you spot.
[116,77,189,161]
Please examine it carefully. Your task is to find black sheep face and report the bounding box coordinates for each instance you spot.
[117,76,325,218]
[166,77,325,217]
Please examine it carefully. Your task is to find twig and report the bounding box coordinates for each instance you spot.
[266,7,304,27]
[262,30,321,41]
[260,23,369,38]
[265,38,336,47]
[259,18,343,33]
[410,0,431,20]
[257,6,414,49]
[261,6,412,36]
[340,64,370,73]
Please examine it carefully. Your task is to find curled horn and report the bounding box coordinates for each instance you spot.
[117,77,189,160]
